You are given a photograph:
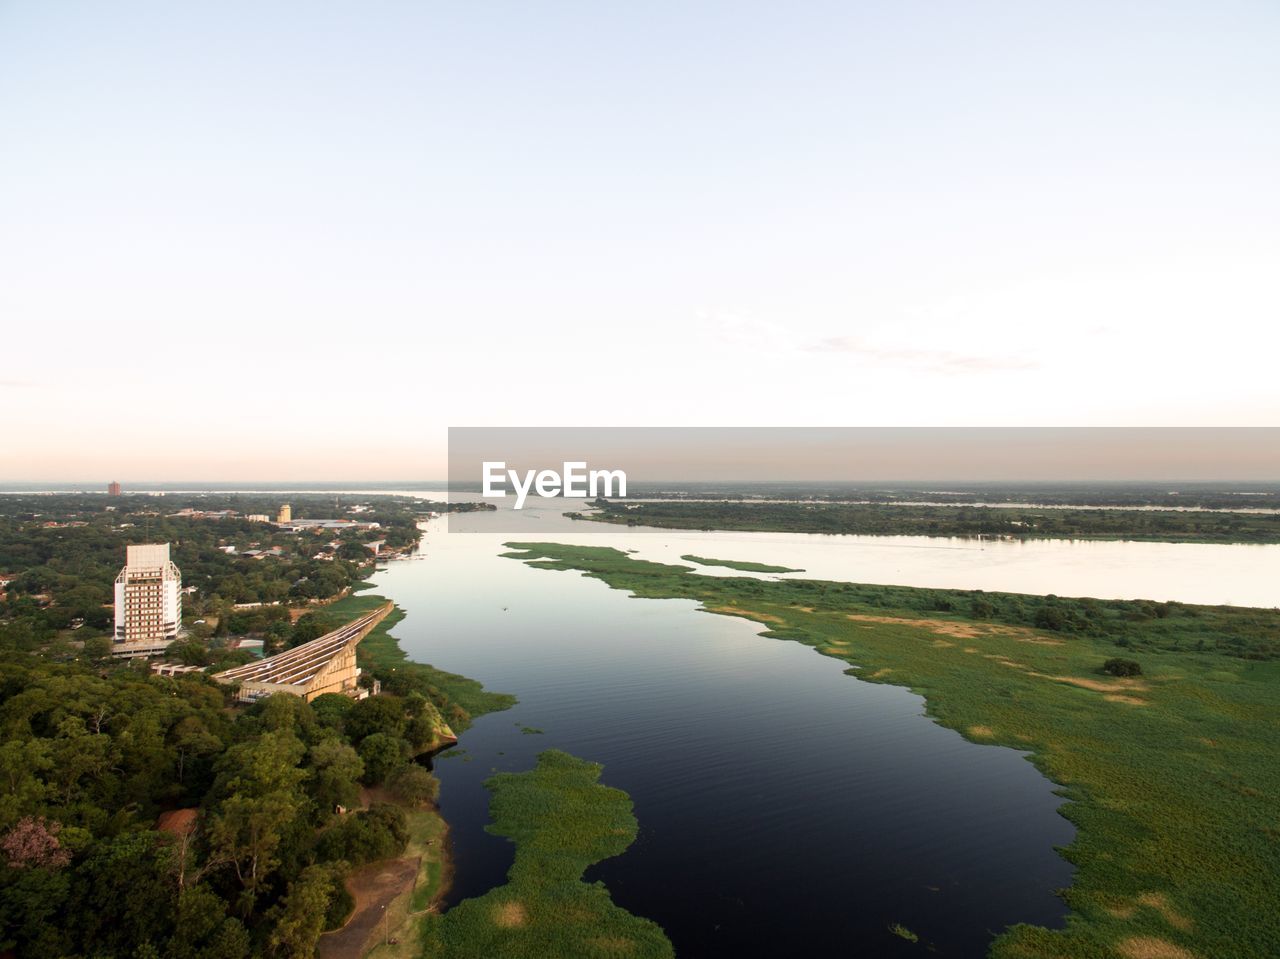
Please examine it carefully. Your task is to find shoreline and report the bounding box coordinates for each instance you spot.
[503,541,1280,959]
[571,502,1280,545]
[318,546,517,954]
[420,750,675,958]
[318,795,455,959]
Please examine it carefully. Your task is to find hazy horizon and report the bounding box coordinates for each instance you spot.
[2,2,1278,480]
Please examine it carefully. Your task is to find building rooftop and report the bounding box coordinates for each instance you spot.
[213,602,390,702]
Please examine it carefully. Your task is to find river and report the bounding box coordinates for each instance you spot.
[367,497,1279,957]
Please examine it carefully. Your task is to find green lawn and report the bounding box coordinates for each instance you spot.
[503,542,1280,959]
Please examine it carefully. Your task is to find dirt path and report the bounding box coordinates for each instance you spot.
[317,857,420,959]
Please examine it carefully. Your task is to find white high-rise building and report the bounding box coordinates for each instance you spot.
[112,543,182,658]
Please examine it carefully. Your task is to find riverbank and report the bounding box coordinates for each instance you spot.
[325,588,517,744]
[576,500,1280,544]
[503,542,1280,959]
[318,790,450,959]
[319,587,517,956]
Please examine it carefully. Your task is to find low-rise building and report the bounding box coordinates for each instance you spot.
[150,662,204,677]
[276,518,380,531]
[213,603,390,703]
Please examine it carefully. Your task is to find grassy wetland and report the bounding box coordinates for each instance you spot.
[679,554,804,573]
[580,500,1280,544]
[502,543,1280,959]
[421,749,674,959]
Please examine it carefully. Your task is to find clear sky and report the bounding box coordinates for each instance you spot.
[1,2,1277,481]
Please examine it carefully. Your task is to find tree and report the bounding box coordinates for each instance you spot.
[290,613,335,648]
[316,804,408,865]
[358,733,407,786]
[1,816,72,869]
[70,831,176,956]
[206,791,299,908]
[345,695,405,744]
[268,862,345,958]
[167,885,250,959]
[206,731,308,907]
[310,693,354,732]
[405,713,441,752]
[337,541,371,563]
[166,638,210,666]
[0,739,53,830]
[1033,605,1067,631]
[50,718,117,806]
[81,636,113,662]
[252,694,315,738]
[171,716,222,785]
[970,598,995,619]
[388,764,438,808]
[307,739,364,813]
[0,863,73,956]
[211,730,307,801]
[363,802,409,849]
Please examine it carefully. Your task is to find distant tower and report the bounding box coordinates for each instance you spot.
[108,480,122,496]
[113,544,182,658]
[277,504,292,523]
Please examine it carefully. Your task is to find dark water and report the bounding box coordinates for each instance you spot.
[372,514,1075,958]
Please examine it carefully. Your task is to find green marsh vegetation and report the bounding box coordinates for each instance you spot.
[889,923,920,943]
[603,481,1280,511]
[583,500,1280,544]
[422,749,674,959]
[679,554,804,573]
[503,543,1280,959]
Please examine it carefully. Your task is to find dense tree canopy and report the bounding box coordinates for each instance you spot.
[0,653,441,958]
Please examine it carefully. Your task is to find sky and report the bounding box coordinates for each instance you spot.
[1,2,1278,481]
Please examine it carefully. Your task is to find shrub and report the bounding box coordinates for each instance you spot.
[405,715,439,751]
[1102,657,1143,677]
[315,804,407,866]
[364,802,408,848]
[1034,605,1067,631]
[388,764,438,808]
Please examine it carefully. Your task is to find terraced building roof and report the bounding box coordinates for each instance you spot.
[214,602,391,703]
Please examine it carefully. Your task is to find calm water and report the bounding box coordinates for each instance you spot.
[368,500,1280,958]
[445,496,1280,609]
